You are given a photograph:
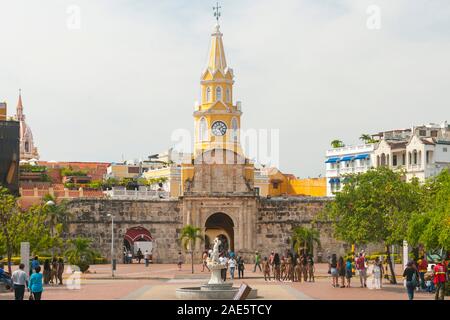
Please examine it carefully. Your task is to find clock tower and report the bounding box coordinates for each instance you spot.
[193,22,243,156]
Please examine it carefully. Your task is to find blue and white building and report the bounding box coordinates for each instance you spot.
[325,144,375,197]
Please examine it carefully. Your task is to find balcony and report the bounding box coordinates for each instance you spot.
[103,187,170,200]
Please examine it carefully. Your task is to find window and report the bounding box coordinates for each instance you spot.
[272,182,279,189]
[254,186,260,196]
[419,130,426,136]
[431,130,438,137]
[444,147,448,152]
[393,155,397,166]
[216,86,222,101]
[413,151,417,165]
[199,117,208,141]
[226,88,231,102]
[206,87,211,102]
[402,154,406,165]
[25,141,29,152]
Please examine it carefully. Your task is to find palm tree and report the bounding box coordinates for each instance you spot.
[291,226,321,256]
[330,140,345,148]
[179,225,203,274]
[359,134,372,144]
[65,237,97,272]
[42,194,71,255]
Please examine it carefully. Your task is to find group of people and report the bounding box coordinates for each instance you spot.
[328,252,382,289]
[0,255,65,300]
[42,258,65,285]
[402,256,448,300]
[198,250,246,280]
[257,250,315,282]
[123,248,152,267]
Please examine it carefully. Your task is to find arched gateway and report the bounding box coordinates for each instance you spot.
[204,212,234,252]
[123,226,153,258]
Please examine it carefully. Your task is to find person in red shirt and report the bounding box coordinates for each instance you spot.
[433,259,447,300]
[417,256,428,290]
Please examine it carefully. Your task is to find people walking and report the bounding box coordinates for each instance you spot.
[144,250,151,267]
[263,257,271,281]
[269,251,275,277]
[403,261,419,300]
[50,257,58,285]
[356,252,367,288]
[43,259,51,285]
[253,251,262,272]
[28,266,43,300]
[137,248,143,264]
[219,254,228,281]
[433,259,447,300]
[57,258,64,285]
[372,257,383,289]
[30,256,39,276]
[294,257,302,282]
[177,252,183,271]
[229,256,236,280]
[330,254,339,287]
[345,258,353,287]
[202,251,211,272]
[337,256,346,288]
[237,256,245,279]
[307,254,315,282]
[273,253,281,281]
[12,264,28,300]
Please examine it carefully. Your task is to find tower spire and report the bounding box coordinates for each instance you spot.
[16,88,24,121]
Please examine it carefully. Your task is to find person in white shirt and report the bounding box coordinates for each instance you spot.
[219,255,228,281]
[228,257,237,280]
[12,263,28,300]
[144,250,151,267]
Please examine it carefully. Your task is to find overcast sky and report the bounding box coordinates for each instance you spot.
[1,0,449,177]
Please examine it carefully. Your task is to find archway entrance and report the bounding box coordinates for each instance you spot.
[204,212,234,253]
[123,226,153,263]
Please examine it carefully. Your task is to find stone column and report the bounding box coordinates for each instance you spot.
[246,201,252,250]
[238,207,244,251]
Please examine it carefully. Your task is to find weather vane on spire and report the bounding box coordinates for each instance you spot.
[213,2,221,22]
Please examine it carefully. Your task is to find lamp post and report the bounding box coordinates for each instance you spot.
[107,214,115,277]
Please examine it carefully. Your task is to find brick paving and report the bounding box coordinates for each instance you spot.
[0,263,438,300]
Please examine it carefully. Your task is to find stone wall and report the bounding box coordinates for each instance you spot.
[65,196,351,264]
[66,198,183,263]
[254,197,348,262]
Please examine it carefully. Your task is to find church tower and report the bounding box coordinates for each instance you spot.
[15,90,39,161]
[193,22,243,156]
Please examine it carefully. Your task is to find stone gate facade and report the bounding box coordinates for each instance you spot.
[66,195,348,264]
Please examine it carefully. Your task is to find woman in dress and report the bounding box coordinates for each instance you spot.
[28,266,44,300]
[330,254,339,287]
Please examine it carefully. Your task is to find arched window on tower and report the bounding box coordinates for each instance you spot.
[206,87,211,102]
[231,117,238,142]
[199,117,208,142]
[25,141,30,153]
[216,86,222,101]
[226,88,231,102]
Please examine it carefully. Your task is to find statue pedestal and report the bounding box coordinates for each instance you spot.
[208,267,224,285]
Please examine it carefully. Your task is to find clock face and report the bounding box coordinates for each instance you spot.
[211,121,227,136]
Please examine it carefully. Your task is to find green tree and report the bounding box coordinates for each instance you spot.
[291,226,321,255]
[330,140,345,148]
[359,134,372,144]
[65,237,97,272]
[320,167,421,283]
[0,187,20,274]
[179,225,203,274]
[407,169,450,251]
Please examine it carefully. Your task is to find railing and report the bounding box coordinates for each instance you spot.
[103,188,170,200]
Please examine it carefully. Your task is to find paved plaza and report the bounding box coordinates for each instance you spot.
[0,263,437,300]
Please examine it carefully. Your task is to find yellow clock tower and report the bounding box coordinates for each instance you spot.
[193,22,243,156]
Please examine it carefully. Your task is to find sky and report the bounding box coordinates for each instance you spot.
[1,0,449,177]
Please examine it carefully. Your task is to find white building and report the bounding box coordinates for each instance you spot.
[325,121,450,197]
[325,144,375,197]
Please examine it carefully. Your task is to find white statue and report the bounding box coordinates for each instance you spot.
[206,237,226,285]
